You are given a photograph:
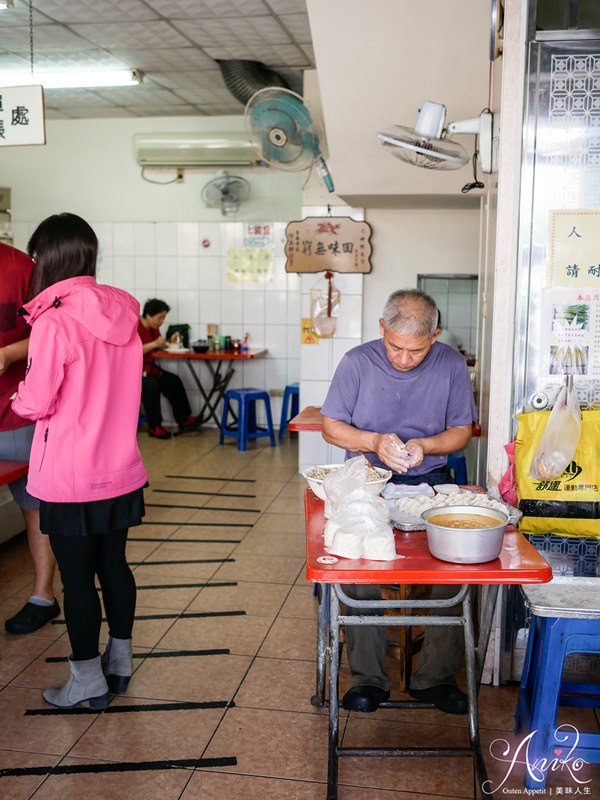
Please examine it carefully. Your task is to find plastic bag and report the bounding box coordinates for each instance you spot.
[323,455,367,519]
[310,272,340,338]
[529,376,581,480]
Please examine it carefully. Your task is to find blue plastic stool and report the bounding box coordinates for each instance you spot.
[447,450,468,484]
[515,584,600,789]
[219,388,276,452]
[279,382,300,440]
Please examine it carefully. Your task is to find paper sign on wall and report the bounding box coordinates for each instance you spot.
[0,85,46,147]
[548,210,600,287]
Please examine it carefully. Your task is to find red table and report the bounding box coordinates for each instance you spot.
[154,348,267,427]
[304,488,551,799]
[0,460,28,486]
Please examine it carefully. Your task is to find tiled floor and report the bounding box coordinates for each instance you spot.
[1,430,599,799]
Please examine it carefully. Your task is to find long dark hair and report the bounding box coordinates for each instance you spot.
[28,213,98,297]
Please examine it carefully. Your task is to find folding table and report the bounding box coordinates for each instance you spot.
[154,348,267,427]
[304,487,552,799]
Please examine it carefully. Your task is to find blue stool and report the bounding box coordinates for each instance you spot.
[515,583,600,789]
[279,382,300,440]
[447,450,468,484]
[219,388,276,452]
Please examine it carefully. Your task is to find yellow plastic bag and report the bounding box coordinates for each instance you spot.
[515,409,600,537]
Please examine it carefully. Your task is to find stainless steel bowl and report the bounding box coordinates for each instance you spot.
[421,504,509,564]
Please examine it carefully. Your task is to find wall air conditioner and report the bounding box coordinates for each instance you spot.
[133,132,261,167]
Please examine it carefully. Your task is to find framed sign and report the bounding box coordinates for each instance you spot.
[285,217,373,274]
[0,85,46,147]
[548,209,600,287]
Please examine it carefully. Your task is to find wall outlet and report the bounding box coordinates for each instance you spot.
[176,169,185,184]
[270,388,283,397]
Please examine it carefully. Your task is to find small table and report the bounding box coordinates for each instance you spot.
[304,488,552,799]
[154,349,267,427]
[0,460,28,486]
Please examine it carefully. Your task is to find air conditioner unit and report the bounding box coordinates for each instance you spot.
[133,132,261,167]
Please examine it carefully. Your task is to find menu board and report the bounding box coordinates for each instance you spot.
[285,217,372,274]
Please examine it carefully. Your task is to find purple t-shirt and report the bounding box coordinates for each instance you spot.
[321,339,477,477]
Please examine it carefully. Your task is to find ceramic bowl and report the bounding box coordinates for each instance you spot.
[302,463,392,502]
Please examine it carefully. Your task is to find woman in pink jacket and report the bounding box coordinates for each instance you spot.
[12,213,148,710]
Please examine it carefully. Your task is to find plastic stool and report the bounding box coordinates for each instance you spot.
[279,382,299,440]
[447,450,468,484]
[515,582,600,789]
[219,388,276,452]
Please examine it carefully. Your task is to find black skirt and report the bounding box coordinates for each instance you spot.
[40,486,146,536]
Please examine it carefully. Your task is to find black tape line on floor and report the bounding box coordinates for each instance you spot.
[155,488,256,498]
[0,756,237,778]
[141,521,251,527]
[165,474,255,483]
[136,581,238,590]
[128,557,235,565]
[52,610,246,625]
[146,503,260,513]
[46,648,231,663]
[26,699,232,716]
[129,537,242,543]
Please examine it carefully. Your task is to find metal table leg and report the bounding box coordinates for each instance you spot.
[312,583,329,708]
[183,359,236,427]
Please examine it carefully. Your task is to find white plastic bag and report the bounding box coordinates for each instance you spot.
[529,376,581,480]
[323,455,367,519]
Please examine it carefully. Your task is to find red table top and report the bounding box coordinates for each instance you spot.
[0,460,28,486]
[155,348,267,361]
[304,488,552,585]
[290,406,481,437]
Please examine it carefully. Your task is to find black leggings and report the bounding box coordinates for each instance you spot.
[48,529,136,661]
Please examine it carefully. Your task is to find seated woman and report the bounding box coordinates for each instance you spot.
[138,298,197,439]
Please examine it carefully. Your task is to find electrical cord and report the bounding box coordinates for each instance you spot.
[141,167,180,185]
[461,136,485,193]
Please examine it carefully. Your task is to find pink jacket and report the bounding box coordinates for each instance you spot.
[12,276,147,503]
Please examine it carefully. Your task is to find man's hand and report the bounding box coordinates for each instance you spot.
[375,433,412,473]
[404,439,425,468]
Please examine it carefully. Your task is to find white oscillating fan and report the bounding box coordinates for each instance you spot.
[378,101,494,173]
[201,171,250,215]
[245,87,335,192]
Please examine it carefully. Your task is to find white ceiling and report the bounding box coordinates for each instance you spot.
[1,0,314,119]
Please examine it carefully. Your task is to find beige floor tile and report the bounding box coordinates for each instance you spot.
[133,581,208,611]
[157,613,272,655]
[129,652,251,703]
[143,506,198,524]
[212,553,305,584]
[258,615,317,661]
[234,531,306,558]
[234,656,332,716]
[279,584,319,619]
[222,480,286,498]
[130,559,224,582]
[0,632,62,687]
[0,750,62,800]
[187,580,289,618]
[203,706,329,782]
[181,772,325,799]
[187,507,257,527]
[0,686,97,754]
[70,701,226,762]
[148,540,238,560]
[204,494,267,511]
[251,513,306,534]
[29,760,192,800]
[265,495,306,515]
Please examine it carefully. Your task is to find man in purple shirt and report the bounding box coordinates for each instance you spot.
[321,288,477,715]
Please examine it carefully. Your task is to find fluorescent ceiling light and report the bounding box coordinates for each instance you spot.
[0,69,143,88]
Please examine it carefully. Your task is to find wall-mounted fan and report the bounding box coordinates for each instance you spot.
[201,170,250,215]
[378,101,494,173]
[245,87,335,193]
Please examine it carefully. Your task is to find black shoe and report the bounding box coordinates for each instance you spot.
[5,599,60,634]
[409,684,468,715]
[342,684,390,713]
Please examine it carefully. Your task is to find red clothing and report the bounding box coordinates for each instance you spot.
[137,320,162,377]
[0,242,35,431]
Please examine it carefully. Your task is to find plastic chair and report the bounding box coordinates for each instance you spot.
[447,450,468,484]
[515,581,600,789]
[219,388,276,452]
[279,382,300,440]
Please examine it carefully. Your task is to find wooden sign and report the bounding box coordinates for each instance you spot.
[285,216,372,274]
[0,85,46,147]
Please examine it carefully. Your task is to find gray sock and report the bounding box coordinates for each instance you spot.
[29,595,54,606]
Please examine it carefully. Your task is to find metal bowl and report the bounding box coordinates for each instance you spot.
[302,463,392,502]
[421,504,508,564]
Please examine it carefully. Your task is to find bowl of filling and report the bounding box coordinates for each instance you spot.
[421,504,509,564]
[302,462,392,501]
